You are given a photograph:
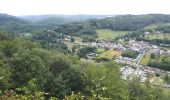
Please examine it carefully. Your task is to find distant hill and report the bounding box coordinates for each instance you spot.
[2,13,170,35]
[86,14,170,31]
[34,17,74,25]
[0,13,28,25]
[0,13,30,34]
[54,14,170,37]
[20,14,110,25]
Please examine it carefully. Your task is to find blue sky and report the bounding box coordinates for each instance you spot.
[0,0,169,16]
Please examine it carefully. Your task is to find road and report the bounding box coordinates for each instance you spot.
[135,51,145,68]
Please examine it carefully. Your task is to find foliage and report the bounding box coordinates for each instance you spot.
[128,78,167,100]
[32,29,71,54]
[165,73,170,84]
[122,50,139,58]
[148,55,170,71]
[140,53,151,65]
[0,60,11,90]
[10,50,47,87]
[83,62,129,99]
[77,47,96,58]
[1,13,170,99]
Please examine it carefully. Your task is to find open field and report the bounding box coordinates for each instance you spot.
[163,89,170,95]
[144,34,170,40]
[140,53,151,65]
[144,23,170,30]
[96,29,129,40]
[144,24,160,30]
[66,37,83,50]
[152,77,165,85]
[96,48,105,53]
[99,49,121,59]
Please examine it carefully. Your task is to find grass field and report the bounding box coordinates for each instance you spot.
[66,37,83,50]
[140,53,151,65]
[99,49,121,59]
[144,34,170,40]
[96,48,105,53]
[144,24,160,30]
[152,77,165,85]
[96,29,129,40]
[163,89,170,95]
[144,23,170,30]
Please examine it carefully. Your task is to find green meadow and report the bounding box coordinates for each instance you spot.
[96,29,129,40]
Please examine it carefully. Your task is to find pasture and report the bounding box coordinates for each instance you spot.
[99,49,121,59]
[144,33,170,40]
[140,53,151,65]
[96,29,129,40]
[144,24,160,30]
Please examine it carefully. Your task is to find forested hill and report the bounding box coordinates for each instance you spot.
[20,14,109,25]
[0,14,27,25]
[85,14,170,31]
[0,14,54,34]
[2,14,170,35]
[53,14,170,38]
[0,14,30,34]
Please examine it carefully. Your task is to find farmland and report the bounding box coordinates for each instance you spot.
[144,24,160,30]
[96,29,129,40]
[140,53,151,65]
[98,49,121,59]
[144,33,170,40]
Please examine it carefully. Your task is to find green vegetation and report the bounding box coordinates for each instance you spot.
[96,29,128,39]
[138,32,170,47]
[163,88,170,96]
[144,24,160,30]
[144,23,170,32]
[144,34,170,40]
[1,13,170,99]
[140,53,151,65]
[165,73,170,84]
[0,30,169,99]
[148,55,170,71]
[77,47,96,58]
[99,49,121,59]
[153,77,165,85]
[122,50,139,58]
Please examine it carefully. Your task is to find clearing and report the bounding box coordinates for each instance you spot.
[144,33,170,40]
[99,49,121,59]
[96,29,129,40]
[140,53,151,65]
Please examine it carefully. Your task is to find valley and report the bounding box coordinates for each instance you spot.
[1,13,170,99]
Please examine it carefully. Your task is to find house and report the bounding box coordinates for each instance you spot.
[144,32,150,35]
[156,31,162,34]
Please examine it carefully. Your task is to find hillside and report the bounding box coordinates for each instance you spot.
[20,14,109,24]
[0,14,30,34]
[1,14,170,99]
[0,13,27,25]
[2,14,170,36]
[89,14,170,31]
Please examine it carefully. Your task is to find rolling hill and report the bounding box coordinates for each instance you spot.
[20,14,109,25]
[0,13,27,25]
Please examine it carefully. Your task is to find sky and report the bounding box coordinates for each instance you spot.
[0,0,170,16]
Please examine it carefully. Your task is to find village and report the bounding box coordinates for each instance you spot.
[60,31,170,89]
[79,36,170,87]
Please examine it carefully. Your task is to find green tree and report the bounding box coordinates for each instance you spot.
[150,53,155,59]
[10,51,47,87]
[44,57,71,98]
[71,45,76,53]
[0,60,11,90]
[84,62,129,99]
[71,37,75,42]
